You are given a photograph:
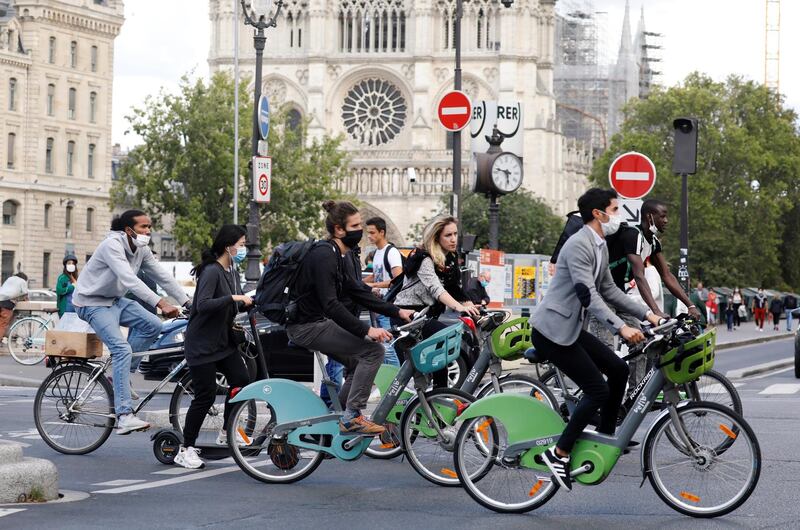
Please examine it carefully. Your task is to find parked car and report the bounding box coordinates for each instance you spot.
[27,289,57,302]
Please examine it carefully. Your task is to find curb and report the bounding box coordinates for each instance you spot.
[726,357,795,379]
[0,374,41,388]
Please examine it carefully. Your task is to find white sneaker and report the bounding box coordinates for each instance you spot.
[216,429,250,446]
[174,446,205,469]
[116,413,150,435]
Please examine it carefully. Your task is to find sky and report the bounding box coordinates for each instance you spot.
[111,0,799,149]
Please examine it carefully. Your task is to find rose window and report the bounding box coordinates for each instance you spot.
[341,78,407,146]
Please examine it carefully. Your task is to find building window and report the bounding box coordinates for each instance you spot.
[338,0,406,53]
[45,137,54,173]
[67,141,75,175]
[65,203,73,235]
[44,203,51,228]
[86,207,94,232]
[68,88,76,119]
[47,84,55,116]
[70,41,77,68]
[8,78,16,111]
[6,133,15,169]
[2,200,18,225]
[91,45,98,72]
[1,251,14,283]
[49,36,56,63]
[341,78,407,146]
[89,91,97,123]
[87,143,95,178]
[43,252,51,288]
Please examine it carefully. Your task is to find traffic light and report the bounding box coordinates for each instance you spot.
[672,117,698,175]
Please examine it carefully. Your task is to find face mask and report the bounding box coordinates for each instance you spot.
[66,263,76,273]
[480,280,489,287]
[340,229,363,249]
[648,215,660,237]
[128,230,150,248]
[599,210,622,236]
[230,246,247,264]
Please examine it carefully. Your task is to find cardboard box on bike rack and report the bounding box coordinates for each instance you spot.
[45,330,103,359]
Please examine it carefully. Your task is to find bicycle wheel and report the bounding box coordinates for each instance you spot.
[8,317,49,365]
[168,372,253,440]
[454,414,559,513]
[644,401,760,518]
[477,374,559,411]
[364,421,403,460]
[683,370,742,415]
[538,368,579,420]
[227,400,324,484]
[399,387,478,486]
[34,363,114,454]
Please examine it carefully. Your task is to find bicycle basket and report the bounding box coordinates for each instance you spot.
[659,328,716,384]
[490,317,532,361]
[409,323,463,374]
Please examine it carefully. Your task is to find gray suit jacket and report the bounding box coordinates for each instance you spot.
[531,225,649,346]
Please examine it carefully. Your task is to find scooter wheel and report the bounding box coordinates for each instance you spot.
[153,430,182,465]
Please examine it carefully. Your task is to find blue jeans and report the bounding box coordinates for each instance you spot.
[376,314,400,367]
[786,309,797,331]
[319,358,344,409]
[76,298,162,416]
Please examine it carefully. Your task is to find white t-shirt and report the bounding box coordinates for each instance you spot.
[372,244,403,295]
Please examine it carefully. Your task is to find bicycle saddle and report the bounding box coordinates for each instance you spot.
[523,347,545,364]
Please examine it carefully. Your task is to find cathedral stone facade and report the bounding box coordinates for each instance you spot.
[209,0,590,243]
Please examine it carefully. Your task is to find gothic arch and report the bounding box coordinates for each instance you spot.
[259,74,308,112]
[358,201,405,247]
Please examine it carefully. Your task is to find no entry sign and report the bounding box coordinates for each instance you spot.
[608,151,657,199]
[437,90,472,132]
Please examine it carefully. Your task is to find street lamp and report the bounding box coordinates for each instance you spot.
[240,0,284,291]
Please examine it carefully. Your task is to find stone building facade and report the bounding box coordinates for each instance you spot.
[0,0,123,286]
[209,0,591,244]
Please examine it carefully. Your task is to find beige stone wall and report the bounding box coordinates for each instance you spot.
[0,0,123,287]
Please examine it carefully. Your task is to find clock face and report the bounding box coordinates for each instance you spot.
[490,152,523,193]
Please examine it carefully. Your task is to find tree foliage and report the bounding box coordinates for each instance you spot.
[591,74,800,290]
[112,72,349,262]
[408,190,563,254]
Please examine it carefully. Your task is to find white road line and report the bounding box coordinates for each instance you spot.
[152,467,199,476]
[0,509,26,518]
[759,384,800,395]
[92,465,241,494]
[91,479,147,487]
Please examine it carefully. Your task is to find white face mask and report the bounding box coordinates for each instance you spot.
[65,263,76,273]
[129,231,150,248]
[599,210,622,236]
[648,214,660,237]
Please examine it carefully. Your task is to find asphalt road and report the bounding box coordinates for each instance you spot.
[0,339,798,529]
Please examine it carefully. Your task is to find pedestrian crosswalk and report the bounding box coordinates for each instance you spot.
[758,383,800,395]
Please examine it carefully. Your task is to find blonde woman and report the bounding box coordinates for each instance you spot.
[395,216,480,386]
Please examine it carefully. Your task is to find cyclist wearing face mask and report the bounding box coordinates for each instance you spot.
[73,210,190,435]
[175,225,253,469]
[531,188,661,491]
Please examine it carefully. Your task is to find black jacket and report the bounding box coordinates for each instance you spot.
[184,263,244,367]
[463,277,490,306]
[292,240,400,337]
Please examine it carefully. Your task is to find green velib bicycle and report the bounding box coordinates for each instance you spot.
[224,309,480,484]
[452,317,761,518]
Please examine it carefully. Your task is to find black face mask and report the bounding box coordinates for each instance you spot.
[340,229,363,249]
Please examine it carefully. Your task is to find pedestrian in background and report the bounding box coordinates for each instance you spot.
[783,293,798,332]
[0,272,28,339]
[752,288,767,332]
[705,288,718,326]
[731,287,743,329]
[56,255,79,318]
[724,298,735,332]
[364,250,375,273]
[769,295,784,332]
[464,271,491,306]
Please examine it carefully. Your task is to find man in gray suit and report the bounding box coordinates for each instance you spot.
[531,188,661,491]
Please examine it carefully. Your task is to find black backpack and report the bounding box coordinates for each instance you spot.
[550,210,583,264]
[254,239,322,324]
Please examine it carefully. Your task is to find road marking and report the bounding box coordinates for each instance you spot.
[0,509,25,518]
[759,384,800,395]
[92,479,147,487]
[740,366,794,381]
[152,467,198,475]
[92,465,241,494]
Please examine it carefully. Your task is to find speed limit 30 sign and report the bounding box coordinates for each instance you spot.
[253,156,271,203]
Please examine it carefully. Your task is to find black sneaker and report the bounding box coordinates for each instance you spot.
[542,447,572,491]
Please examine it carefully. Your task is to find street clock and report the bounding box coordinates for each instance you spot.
[474,126,523,195]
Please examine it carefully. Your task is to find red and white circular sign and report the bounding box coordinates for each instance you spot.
[608,151,657,199]
[437,90,472,132]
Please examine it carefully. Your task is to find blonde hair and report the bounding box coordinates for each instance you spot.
[422,216,458,269]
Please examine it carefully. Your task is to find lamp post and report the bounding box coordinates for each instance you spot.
[240,0,283,291]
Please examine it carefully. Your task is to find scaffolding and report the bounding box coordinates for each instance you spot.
[764,0,781,92]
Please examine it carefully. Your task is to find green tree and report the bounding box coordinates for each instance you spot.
[112,72,349,262]
[591,73,800,289]
[408,190,563,254]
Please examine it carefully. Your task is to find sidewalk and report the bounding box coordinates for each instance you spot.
[714,322,794,349]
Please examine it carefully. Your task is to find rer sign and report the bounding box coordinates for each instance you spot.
[608,151,657,200]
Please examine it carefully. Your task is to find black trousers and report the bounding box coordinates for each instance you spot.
[531,328,629,453]
[183,353,250,448]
